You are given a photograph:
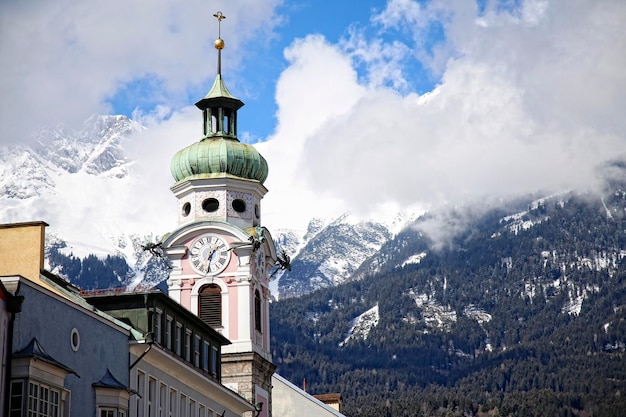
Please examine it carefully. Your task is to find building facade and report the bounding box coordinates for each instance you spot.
[1,221,256,417]
[1,221,133,417]
[85,291,255,417]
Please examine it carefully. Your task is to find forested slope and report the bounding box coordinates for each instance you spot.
[271,182,626,417]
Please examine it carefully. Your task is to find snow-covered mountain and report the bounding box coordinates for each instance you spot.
[270,211,415,299]
[0,115,172,286]
[329,188,626,347]
[0,115,416,294]
[1,115,139,199]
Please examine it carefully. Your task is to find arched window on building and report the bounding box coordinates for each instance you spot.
[254,289,262,332]
[199,284,222,328]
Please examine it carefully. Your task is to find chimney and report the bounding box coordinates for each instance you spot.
[0,221,48,281]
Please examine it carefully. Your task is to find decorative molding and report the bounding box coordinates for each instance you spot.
[195,190,227,219]
[227,190,253,220]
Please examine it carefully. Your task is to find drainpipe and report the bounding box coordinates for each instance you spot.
[3,285,24,417]
[129,342,153,370]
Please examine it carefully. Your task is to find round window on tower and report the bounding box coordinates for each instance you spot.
[182,202,191,217]
[232,199,246,213]
[202,198,219,213]
[254,204,260,219]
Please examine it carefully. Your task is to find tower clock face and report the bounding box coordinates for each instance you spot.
[189,234,230,275]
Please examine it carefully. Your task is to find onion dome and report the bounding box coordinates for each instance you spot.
[170,133,268,183]
[170,12,268,184]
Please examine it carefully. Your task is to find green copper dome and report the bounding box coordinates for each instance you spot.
[170,138,268,184]
[170,25,268,185]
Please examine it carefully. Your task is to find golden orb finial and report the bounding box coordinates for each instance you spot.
[213,12,226,50]
[213,11,226,74]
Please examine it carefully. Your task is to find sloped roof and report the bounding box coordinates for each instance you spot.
[13,337,78,376]
[272,373,347,417]
[93,368,135,393]
[313,393,342,403]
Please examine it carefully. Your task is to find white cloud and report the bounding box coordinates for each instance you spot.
[258,0,626,230]
[0,0,281,145]
[2,0,625,240]
[258,35,368,230]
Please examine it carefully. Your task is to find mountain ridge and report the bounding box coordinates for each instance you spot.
[270,181,626,416]
[2,115,415,297]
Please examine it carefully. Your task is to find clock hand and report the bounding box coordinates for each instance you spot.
[206,245,217,273]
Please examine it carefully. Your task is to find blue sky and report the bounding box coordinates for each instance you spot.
[1,0,625,233]
[106,0,438,142]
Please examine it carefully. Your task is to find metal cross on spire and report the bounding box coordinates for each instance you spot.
[213,11,226,75]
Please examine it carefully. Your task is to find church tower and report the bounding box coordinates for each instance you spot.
[162,12,276,416]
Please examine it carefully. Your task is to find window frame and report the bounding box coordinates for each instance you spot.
[193,335,201,368]
[165,316,173,350]
[184,329,192,362]
[10,378,67,417]
[175,322,183,356]
[254,289,262,333]
[153,309,163,344]
[98,407,127,417]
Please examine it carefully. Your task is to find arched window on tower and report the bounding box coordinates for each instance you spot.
[202,109,209,137]
[199,284,222,328]
[223,108,232,135]
[211,111,218,134]
[254,289,262,333]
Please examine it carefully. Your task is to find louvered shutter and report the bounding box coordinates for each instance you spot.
[199,285,221,328]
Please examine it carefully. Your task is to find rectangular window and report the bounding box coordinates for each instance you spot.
[159,383,167,417]
[175,323,182,356]
[22,381,62,417]
[40,385,49,417]
[189,399,196,417]
[168,388,177,417]
[50,389,59,417]
[211,345,219,377]
[28,381,38,417]
[154,309,163,344]
[193,335,201,367]
[179,393,187,417]
[137,370,146,417]
[165,316,173,350]
[202,341,210,372]
[10,380,24,417]
[255,290,262,332]
[198,404,206,417]
[100,409,115,417]
[185,329,192,362]
[148,377,156,417]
